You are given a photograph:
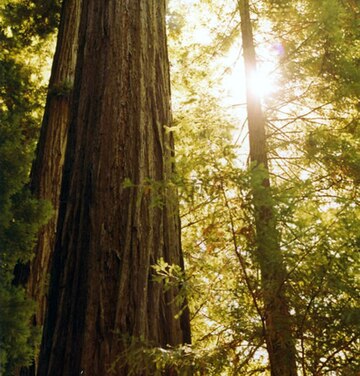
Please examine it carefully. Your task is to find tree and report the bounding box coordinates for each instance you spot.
[12,1,81,374]
[237,1,298,374]
[19,0,81,324]
[37,1,191,375]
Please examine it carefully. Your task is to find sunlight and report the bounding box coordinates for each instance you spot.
[247,62,278,99]
[219,42,282,111]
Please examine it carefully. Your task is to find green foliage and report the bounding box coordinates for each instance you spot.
[305,125,360,184]
[168,0,359,374]
[1,0,60,44]
[167,7,270,370]
[48,78,74,98]
[152,258,189,318]
[0,0,358,374]
[110,335,201,375]
[283,196,360,374]
[0,112,52,373]
[0,285,40,375]
[0,0,57,373]
[112,333,265,375]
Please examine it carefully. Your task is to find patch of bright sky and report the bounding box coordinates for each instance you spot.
[168,0,220,46]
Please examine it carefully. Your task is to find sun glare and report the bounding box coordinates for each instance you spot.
[220,54,280,117]
[247,63,278,99]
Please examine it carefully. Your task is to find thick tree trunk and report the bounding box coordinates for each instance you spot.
[13,1,81,374]
[238,1,298,375]
[37,1,190,375]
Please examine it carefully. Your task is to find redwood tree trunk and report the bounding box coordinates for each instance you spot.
[38,1,190,375]
[238,1,298,375]
[13,0,81,374]
[28,0,81,329]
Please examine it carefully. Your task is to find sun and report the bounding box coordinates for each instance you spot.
[221,49,280,106]
[247,62,278,99]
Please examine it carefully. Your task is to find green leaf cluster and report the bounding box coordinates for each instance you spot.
[0,1,57,373]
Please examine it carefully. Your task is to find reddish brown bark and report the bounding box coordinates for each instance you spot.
[38,1,190,375]
[13,1,81,375]
[28,0,81,329]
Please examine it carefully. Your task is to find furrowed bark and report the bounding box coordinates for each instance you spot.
[238,1,298,375]
[13,0,81,374]
[38,1,190,375]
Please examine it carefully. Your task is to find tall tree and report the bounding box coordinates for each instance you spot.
[38,1,191,375]
[24,0,81,328]
[238,0,298,375]
[13,0,81,374]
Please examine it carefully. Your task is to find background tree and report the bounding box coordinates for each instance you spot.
[14,0,80,323]
[12,0,81,374]
[238,0,297,374]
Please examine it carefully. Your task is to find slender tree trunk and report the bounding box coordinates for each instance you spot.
[238,1,298,375]
[28,0,81,329]
[13,1,81,374]
[38,1,190,375]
